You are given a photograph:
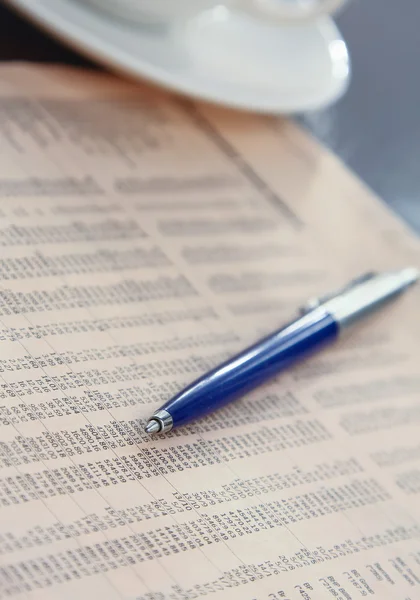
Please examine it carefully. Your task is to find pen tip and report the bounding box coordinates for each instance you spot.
[145,420,161,434]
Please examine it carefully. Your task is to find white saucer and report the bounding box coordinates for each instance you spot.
[5,0,351,113]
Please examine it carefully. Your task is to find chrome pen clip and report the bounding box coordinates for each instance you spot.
[298,272,378,315]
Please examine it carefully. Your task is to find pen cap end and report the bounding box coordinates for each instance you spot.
[323,266,419,329]
[399,267,420,287]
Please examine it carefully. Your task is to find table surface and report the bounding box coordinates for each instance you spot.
[0,0,419,233]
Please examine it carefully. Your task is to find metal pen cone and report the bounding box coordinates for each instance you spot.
[145,420,161,434]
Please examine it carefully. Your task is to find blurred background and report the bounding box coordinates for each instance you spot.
[0,0,419,231]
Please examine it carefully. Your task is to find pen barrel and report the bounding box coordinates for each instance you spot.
[161,309,338,428]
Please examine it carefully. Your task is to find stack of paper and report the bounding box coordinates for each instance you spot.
[0,64,418,600]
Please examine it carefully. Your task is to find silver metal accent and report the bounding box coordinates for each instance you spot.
[145,409,173,434]
[321,267,419,329]
[299,272,377,315]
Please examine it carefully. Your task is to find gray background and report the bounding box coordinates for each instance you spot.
[302,0,420,232]
[0,0,419,232]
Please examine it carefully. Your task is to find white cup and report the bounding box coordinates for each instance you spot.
[81,0,349,27]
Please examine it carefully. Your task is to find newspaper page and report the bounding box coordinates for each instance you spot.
[0,64,418,600]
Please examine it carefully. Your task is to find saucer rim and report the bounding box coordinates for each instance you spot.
[4,0,351,114]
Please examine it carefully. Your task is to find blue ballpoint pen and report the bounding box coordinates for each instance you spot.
[144,267,419,434]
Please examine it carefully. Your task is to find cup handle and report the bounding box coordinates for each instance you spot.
[234,0,348,23]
